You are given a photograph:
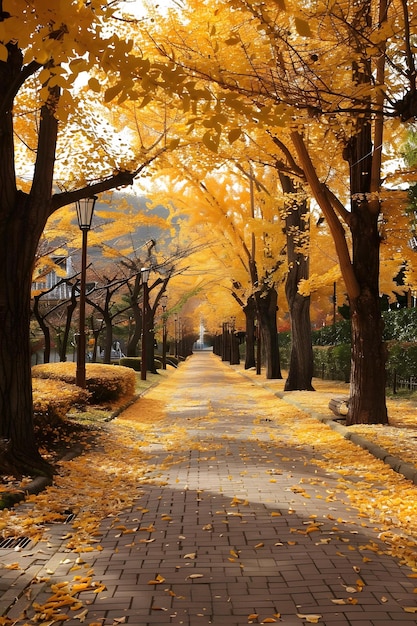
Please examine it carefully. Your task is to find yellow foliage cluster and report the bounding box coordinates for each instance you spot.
[32,363,136,404]
[32,379,89,423]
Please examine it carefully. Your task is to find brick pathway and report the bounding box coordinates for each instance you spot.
[2,352,417,625]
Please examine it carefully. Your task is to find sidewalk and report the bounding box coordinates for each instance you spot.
[2,351,417,625]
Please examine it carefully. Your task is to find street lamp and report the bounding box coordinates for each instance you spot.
[174,315,178,358]
[75,195,97,388]
[160,294,168,370]
[141,267,151,381]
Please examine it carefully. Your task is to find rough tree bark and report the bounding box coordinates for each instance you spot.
[279,173,314,391]
[243,295,256,369]
[255,287,282,379]
[33,293,51,364]
[347,118,388,424]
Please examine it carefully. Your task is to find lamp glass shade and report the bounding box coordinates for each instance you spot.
[76,196,97,230]
[141,267,151,282]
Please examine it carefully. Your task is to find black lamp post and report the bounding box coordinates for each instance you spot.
[160,294,168,370]
[174,315,178,358]
[75,196,97,388]
[141,267,150,381]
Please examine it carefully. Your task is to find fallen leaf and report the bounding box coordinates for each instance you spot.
[73,609,88,622]
[148,574,165,585]
[297,614,322,623]
[247,613,259,621]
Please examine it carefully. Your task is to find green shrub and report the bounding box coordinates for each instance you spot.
[313,344,351,381]
[386,341,417,379]
[312,320,351,346]
[119,357,142,372]
[32,362,136,404]
[383,308,417,341]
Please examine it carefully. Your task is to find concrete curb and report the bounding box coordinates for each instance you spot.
[236,368,417,486]
[276,390,417,485]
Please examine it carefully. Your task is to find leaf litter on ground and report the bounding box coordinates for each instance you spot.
[1,363,417,623]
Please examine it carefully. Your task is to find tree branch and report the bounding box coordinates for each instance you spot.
[324,187,351,226]
[291,130,360,300]
[50,149,166,214]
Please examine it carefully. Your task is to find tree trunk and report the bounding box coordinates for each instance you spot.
[102,315,113,364]
[230,331,240,365]
[147,316,157,373]
[221,323,230,362]
[0,197,52,476]
[349,287,387,424]
[127,302,142,357]
[60,285,78,362]
[345,63,388,425]
[256,287,282,379]
[33,295,51,364]
[280,173,314,391]
[285,290,314,391]
[243,296,256,369]
[348,188,388,424]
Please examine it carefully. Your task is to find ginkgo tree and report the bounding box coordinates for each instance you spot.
[0,0,189,476]
[144,0,417,424]
[151,142,290,378]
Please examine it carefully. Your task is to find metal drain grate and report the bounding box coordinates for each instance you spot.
[0,536,31,549]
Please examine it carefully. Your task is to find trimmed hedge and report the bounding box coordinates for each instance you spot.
[312,341,417,383]
[313,345,351,382]
[386,341,417,380]
[32,362,136,403]
[119,357,141,372]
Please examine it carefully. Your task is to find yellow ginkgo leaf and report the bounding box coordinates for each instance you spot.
[297,615,322,623]
[148,574,165,585]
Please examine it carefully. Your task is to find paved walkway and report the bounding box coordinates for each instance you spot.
[2,352,417,625]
